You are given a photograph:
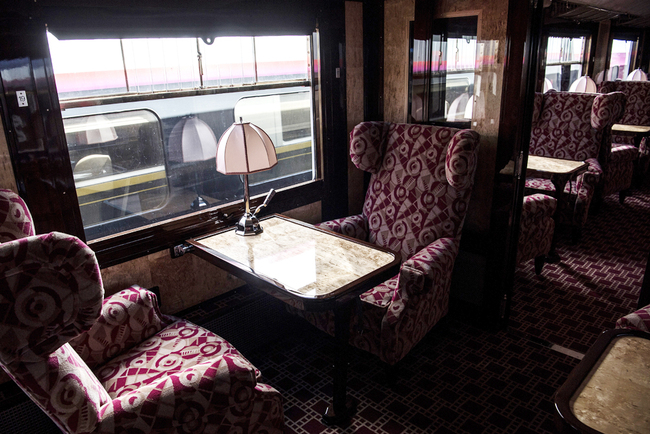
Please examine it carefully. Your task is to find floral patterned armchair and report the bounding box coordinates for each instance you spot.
[0,189,283,434]
[526,90,626,239]
[599,80,650,179]
[517,193,557,275]
[291,122,480,366]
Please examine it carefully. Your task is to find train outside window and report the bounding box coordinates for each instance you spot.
[47,33,315,241]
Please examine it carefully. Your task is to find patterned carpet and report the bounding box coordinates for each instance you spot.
[1,181,647,433]
[511,180,650,354]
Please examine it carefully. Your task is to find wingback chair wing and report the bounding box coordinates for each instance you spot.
[291,122,480,366]
[526,90,625,238]
[0,189,284,434]
[599,80,650,181]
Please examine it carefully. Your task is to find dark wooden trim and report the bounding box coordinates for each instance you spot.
[318,0,349,222]
[0,16,86,239]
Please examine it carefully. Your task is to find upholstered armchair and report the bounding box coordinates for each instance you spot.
[0,189,283,434]
[599,80,650,180]
[517,193,557,275]
[290,122,480,366]
[526,90,625,240]
[616,305,650,333]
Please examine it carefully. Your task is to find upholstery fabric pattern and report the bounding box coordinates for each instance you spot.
[0,188,34,242]
[599,80,650,174]
[0,190,284,433]
[527,91,621,229]
[0,231,103,365]
[349,121,391,173]
[291,122,480,365]
[615,305,650,332]
[529,91,602,161]
[516,194,556,265]
[70,286,175,370]
[363,123,479,261]
[315,214,368,241]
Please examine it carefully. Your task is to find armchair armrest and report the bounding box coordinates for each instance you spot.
[97,353,282,433]
[386,237,459,325]
[70,286,176,369]
[315,214,368,241]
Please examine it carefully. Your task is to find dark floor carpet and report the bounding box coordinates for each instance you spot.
[511,180,650,354]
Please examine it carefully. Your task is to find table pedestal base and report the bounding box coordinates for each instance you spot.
[322,397,357,425]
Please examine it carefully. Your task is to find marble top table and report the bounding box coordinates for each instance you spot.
[612,124,650,148]
[189,214,400,304]
[555,329,650,434]
[189,214,401,425]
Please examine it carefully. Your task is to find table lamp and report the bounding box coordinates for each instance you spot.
[168,116,218,209]
[568,76,597,93]
[216,118,278,236]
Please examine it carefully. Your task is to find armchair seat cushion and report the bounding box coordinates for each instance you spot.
[524,177,578,194]
[96,319,249,398]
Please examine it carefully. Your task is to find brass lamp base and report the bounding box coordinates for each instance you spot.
[235,212,263,236]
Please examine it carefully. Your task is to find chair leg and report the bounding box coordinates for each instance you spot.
[619,189,628,204]
[534,255,545,275]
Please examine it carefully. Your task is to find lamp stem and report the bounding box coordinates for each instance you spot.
[243,173,251,215]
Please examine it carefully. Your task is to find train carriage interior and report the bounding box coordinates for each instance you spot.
[1,0,650,432]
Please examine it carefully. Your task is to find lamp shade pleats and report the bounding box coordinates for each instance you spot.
[168,117,218,163]
[569,76,597,93]
[626,69,648,82]
[216,122,278,175]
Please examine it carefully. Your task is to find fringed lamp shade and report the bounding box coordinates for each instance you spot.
[569,76,597,93]
[216,122,277,174]
[626,69,648,81]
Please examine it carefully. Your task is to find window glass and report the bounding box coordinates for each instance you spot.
[609,39,635,81]
[544,36,586,91]
[409,16,477,124]
[48,32,314,241]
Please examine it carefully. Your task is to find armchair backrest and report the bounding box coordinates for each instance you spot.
[0,190,106,432]
[599,80,650,145]
[0,189,35,241]
[529,90,625,161]
[349,122,480,261]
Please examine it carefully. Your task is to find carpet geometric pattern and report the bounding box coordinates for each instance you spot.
[512,181,650,354]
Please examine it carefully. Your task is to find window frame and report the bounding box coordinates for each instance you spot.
[1,4,348,269]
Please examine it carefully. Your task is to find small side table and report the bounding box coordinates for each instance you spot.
[187,214,401,425]
[555,328,650,433]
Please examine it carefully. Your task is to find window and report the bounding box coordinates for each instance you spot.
[48,33,315,241]
[608,38,637,81]
[544,36,587,91]
[409,16,478,125]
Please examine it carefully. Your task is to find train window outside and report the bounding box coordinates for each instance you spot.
[544,36,587,91]
[608,39,637,81]
[48,33,315,241]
